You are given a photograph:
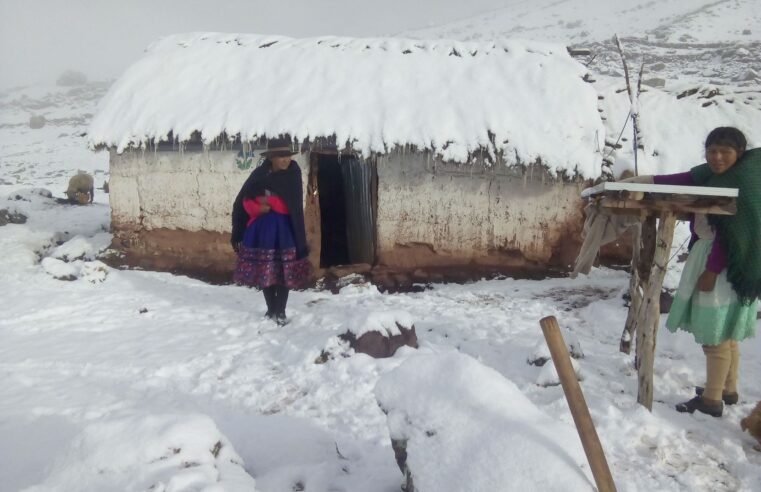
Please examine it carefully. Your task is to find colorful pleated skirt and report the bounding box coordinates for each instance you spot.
[234,212,310,289]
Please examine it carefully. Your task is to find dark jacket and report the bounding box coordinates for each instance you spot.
[231,160,309,259]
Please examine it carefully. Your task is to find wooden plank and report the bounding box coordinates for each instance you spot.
[540,316,617,492]
[636,212,677,411]
[599,197,736,216]
[582,181,738,198]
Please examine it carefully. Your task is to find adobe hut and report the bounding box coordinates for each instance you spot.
[88,33,605,285]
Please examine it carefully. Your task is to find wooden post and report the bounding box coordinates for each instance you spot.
[635,212,676,410]
[620,224,642,353]
[621,215,656,353]
[540,316,617,492]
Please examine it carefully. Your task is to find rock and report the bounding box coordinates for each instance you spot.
[566,333,585,359]
[735,69,758,82]
[650,62,666,71]
[660,289,674,314]
[0,209,27,226]
[742,29,752,35]
[642,78,666,88]
[329,263,372,278]
[391,439,415,492]
[56,70,87,86]
[527,340,551,366]
[341,323,417,358]
[340,311,418,358]
[335,272,368,288]
[29,115,46,129]
[537,357,582,387]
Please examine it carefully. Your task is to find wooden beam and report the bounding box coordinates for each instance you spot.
[600,197,736,216]
[635,212,677,410]
[540,316,617,492]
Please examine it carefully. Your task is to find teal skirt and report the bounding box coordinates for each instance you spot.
[666,238,757,345]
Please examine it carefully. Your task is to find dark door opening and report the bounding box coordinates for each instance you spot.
[316,154,376,268]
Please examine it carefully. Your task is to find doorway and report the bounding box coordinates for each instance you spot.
[315,153,376,268]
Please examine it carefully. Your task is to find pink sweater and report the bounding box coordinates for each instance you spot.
[242,195,289,226]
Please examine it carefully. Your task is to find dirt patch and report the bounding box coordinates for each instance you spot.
[537,286,619,311]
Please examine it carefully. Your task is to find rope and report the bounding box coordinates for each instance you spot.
[667,235,690,265]
[603,109,632,163]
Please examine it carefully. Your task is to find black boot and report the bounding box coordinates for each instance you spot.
[694,386,739,405]
[675,396,723,417]
[262,286,276,319]
[274,285,289,326]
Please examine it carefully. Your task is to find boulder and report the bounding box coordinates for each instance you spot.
[0,209,27,226]
[29,115,46,129]
[340,311,417,358]
[642,77,666,88]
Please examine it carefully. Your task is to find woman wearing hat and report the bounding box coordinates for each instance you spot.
[231,138,310,325]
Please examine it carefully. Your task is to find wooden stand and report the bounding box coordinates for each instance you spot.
[584,183,737,411]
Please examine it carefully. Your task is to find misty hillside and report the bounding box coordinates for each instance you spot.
[406,0,761,88]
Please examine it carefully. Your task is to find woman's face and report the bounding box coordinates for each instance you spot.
[706,144,740,174]
[270,155,291,171]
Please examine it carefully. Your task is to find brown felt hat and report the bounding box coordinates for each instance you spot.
[262,137,298,157]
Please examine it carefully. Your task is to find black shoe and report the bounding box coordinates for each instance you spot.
[275,313,288,326]
[694,386,739,405]
[675,396,723,417]
[265,310,275,319]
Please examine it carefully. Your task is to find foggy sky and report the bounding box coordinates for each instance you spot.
[0,0,507,89]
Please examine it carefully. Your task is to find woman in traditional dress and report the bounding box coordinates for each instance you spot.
[628,127,760,416]
[231,138,310,325]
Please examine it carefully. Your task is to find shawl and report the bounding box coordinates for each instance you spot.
[231,160,309,259]
[690,147,761,304]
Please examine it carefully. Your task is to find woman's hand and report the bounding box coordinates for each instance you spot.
[697,270,718,292]
[256,196,271,214]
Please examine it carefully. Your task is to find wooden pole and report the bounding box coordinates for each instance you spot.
[540,316,617,492]
[635,212,677,410]
[620,224,642,353]
[621,215,656,353]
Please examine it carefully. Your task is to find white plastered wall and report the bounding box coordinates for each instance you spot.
[109,148,309,232]
[375,154,584,263]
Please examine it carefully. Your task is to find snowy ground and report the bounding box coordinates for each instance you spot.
[3,62,761,492]
[3,190,761,490]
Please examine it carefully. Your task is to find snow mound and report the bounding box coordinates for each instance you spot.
[350,310,415,337]
[374,352,594,491]
[41,257,79,281]
[537,356,583,387]
[41,257,109,283]
[50,233,112,262]
[88,32,604,176]
[6,187,54,204]
[24,413,258,492]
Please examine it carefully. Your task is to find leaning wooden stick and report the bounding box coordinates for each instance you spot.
[540,316,617,492]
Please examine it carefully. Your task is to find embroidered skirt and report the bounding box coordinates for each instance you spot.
[666,238,757,345]
[234,212,310,289]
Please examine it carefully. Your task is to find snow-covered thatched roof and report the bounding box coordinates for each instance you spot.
[88,33,605,176]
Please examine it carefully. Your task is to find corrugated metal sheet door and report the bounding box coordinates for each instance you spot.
[341,156,376,265]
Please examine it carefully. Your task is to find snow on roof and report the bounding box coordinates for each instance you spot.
[88,32,605,176]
